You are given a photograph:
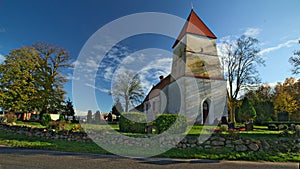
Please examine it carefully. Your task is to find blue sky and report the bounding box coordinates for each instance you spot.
[0,0,299,115]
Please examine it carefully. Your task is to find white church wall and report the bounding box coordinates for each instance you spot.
[166,78,185,115]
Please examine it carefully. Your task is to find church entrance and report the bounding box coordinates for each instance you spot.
[203,100,209,123]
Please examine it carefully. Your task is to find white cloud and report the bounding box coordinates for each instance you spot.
[65,73,80,81]
[85,83,110,93]
[74,109,88,116]
[259,38,300,56]
[244,28,262,37]
[0,54,5,63]
[103,67,114,81]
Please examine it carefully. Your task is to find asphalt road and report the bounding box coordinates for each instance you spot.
[0,146,298,169]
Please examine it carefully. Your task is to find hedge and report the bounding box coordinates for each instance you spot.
[154,114,187,134]
[119,112,147,133]
[40,113,52,126]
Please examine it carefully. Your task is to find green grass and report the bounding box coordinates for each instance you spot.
[15,121,46,128]
[0,129,109,154]
[159,147,300,162]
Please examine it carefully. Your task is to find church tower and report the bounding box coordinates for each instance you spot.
[140,9,227,125]
[171,9,222,80]
[169,9,226,124]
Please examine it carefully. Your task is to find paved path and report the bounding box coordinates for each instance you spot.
[0,146,298,169]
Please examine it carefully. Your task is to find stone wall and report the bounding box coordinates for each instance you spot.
[0,124,92,142]
[177,135,300,153]
[1,124,299,154]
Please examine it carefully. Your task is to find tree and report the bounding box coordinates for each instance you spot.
[64,98,75,120]
[87,110,92,123]
[94,110,101,123]
[289,40,300,74]
[273,78,299,121]
[0,47,41,113]
[237,97,256,123]
[112,98,123,117]
[34,42,72,114]
[109,71,144,112]
[0,43,72,116]
[221,35,264,122]
[245,85,275,124]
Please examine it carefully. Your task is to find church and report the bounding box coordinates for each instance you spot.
[137,9,227,125]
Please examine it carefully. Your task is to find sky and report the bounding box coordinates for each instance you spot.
[0,0,299,115]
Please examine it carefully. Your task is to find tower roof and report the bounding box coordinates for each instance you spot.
[172,9,217,48]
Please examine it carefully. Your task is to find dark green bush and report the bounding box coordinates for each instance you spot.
[154,114,187,134]
[268,124,277,130]
[40,113,52,126]
[59,114,65,121]
[119,112,146,133]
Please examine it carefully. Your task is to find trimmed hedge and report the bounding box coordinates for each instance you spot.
[40,113,52,126]
[119,112,146,133]
[154,114,187,134]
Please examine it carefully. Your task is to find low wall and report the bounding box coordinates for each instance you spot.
[0,124,92,142]
[0,124,299,154]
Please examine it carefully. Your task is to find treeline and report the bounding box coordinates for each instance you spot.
[0,42,72,115]
[237,77,300,123]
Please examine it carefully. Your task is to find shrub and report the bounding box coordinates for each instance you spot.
[278,124,288,130]
[119,112,146,133]
[237,97,256,123]
[59,114,65,121]
[4,112,17,124]
[40,113,52,126]
[47,121,67,131]
[220,124,229,132]
[268,124,277,130]
[153,114,187,134]
[71,124,84,132]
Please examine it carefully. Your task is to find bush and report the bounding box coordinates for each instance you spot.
[153,114,187,134]
[268,124,277,130]
[59,114,65,121]
[119,112,146,133]
[40,113,52,126]
[71,124,84,132]
[3,112,17,124]
[47,121,67,131]
[220,124,229,132]
[278,124,288,130]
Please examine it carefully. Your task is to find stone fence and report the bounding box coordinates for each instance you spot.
[0,124,299,153]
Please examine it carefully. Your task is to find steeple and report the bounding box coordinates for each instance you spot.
[172,9,217,48]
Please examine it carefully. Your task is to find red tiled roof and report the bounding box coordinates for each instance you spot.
[133,75,171,112]
[142,74,171,103]
[172,9,217,48]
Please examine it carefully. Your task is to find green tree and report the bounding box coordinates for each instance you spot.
[109,71,144,112]
[112,98,123,117]
[0,47,41,113]
[237,97,256,123]
[221,35,264,122]
[64,98,75,120]
[0,43,72,115]
[34,42,72,114]
[289,40,300,74]
[87,110,92,123]
[245,85,275,124]
[94,110,101,123]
